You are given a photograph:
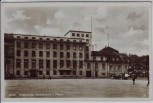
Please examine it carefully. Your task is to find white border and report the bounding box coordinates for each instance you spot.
[1,1,153,102]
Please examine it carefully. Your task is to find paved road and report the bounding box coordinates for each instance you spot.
[5,79,149,98]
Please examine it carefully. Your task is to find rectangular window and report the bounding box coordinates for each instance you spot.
[60,52,64,58]
[53,60,57,69]
[73,71,76,75]
[73,61,77,69]
[53,44,57,49]
[24,50,28,57]
[16,70,20,75]
[39,71,43,75]
[79,61,83,69]
[24,59,28,69]
[66,60,70,68]
[79,45,83,50]
[95,63,98,69]
[77,33,80,37]
[66,45,70,50]
[46,51,50,57]
[17,42,21,48]
[24,71,28,75]
[53,71,57,75]
[32,59,36,69]
[81,34,84,37]
[16,59,21,68]
[73,45,76,50]
[24,42,28,48]
[17,50,20,56]
[39,51,43,57]
[46,60,50,68]
[60,71,63,75]
[60,44,63,50]
[72,33,75,36]
[32,42,36,48]
[67,52,70,58]
[46,43,50,49]
[39,43,43,49]
[73,53,76,58]
[86,34,89,37]
[60,60,64,68]
[85,54,89,59]
[102,64,105,70]
[32,51,36,57]
[39,60,43,69]
[85,46,89,51]
[79,53,83,58]
[32,37,35,39]
[46,71,50,75]
[87,63,90,69]
[53,52,57,58]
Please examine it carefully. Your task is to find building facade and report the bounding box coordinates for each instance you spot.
[4,30,129,79]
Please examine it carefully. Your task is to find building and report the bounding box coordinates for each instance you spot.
[4,30,129,79]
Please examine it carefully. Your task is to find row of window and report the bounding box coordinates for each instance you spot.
[16,50,84,58]
[16,59,84,69]
[72,33,89,38]
[16,42,86,50]
[87,63,106,70]
[16,70,83,76]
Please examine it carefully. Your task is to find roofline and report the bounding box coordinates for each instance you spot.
[64,30,92,36]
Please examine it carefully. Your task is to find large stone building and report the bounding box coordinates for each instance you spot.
[4,30,129,79]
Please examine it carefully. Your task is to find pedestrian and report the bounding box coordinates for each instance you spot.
[132,73,137,85]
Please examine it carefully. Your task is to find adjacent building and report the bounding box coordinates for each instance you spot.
[4,30,129,79]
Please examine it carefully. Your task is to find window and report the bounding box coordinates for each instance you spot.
[39,71,43,75]
[17,50,20,56]
[46,38,50,40]
[102,64,105,70]
[66,45,70,50]
[67,52,70,58]
[39,43,43,49]
[79,45,83,50]
[46,51,50,57]
[25,37,28,39]
[85,46,89,51]
[53,44,57,49]
[53,60,57,69]
[46,43,50,49]
[60,60,64,68]
[60,39,63,41]
[39,51,43,57]
[86,34,89,37]
[73,61,77,69]
[79,71,82,75]
[32,37,35,39]
[24,50,28,57]
[95,63,98,69]
[46,71,50,75]
[32,42,36,48]
[17,42,21,48]
[32,51,36,57]
[24,42,28,48]
[81,34,84,37]
[77,34,80,37]
[72,33,75,36]
[16,59,21,68]
[86,39,89,43]
[93,56,96,60]
[110,65,112,71]
[60,52,64,58]
[39,38,43,40]
[66,71,70,75]
[54,39,57,41]
[60,44,63,50]
[87,63,90,69]
[46,60,50,68]
[24,59,28,68]
[85,54,89,59]
[73,40,76,42]
[53,71,57,75]
[16,70,20,75]
[32,59,36,68]
[79,53,83,58]
[67,40,70,42]
[60,71,63,75]
[79,61,83,69]
[39,60,43,69]
[24,71,28,75]
[73,71,76,75]
[17,36,20,38]
[53,52,57,58]
[73,53,76,58]
[66,60,70,68]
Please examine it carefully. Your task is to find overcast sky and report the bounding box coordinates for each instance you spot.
[2,2,150,56]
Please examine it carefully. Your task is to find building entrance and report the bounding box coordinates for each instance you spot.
[86,71,91,77]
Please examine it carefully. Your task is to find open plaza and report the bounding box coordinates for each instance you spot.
[5,79,149,98]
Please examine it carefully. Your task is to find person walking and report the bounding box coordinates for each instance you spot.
[132,73,137,85]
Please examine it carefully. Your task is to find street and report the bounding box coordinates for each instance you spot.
[5,79,149,98]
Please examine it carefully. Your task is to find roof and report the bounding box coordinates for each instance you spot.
[64,30,92,36]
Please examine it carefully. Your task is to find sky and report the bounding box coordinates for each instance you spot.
[2,2,150,56]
